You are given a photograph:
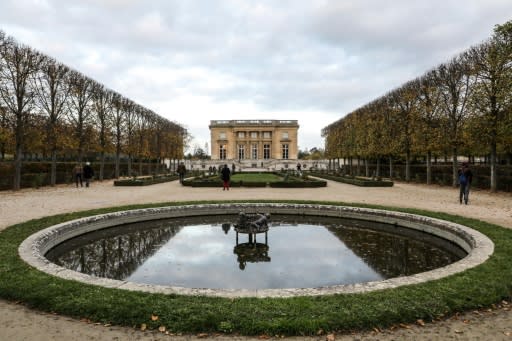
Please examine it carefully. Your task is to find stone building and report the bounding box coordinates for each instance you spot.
[209,120,299,167]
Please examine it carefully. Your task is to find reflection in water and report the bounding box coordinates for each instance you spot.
[46,215,466,289]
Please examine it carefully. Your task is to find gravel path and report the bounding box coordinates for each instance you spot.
[1,179,511,340]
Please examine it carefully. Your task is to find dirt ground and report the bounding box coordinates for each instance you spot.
[1,179,511,340]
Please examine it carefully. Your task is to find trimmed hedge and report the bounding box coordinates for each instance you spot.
[182,174,326,188]
[312,173,393,187]
[269,179,327,188]
[114,174,180,186]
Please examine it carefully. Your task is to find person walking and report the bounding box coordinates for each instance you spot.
[221,164,231,191]
[177,162,186,184]
[73,163,83,188]
[83,162,94,188]
[458,162,473,205]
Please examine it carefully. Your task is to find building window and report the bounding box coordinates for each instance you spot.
[238,132,245,138]
[251,144,258,159]
[238,144,245,160]
[263,131,271,139]
[282,131,289,139]
[282,144,289,159]
[250,131,258,138]
[219,132,226,139]
[263,144,270,159]
[219,145,226,160]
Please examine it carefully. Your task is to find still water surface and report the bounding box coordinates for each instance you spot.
[46,215,465,289]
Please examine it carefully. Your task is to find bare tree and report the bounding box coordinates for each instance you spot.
[0,37,42,190]
[33,57,70,185]
[91,84,113,181]
[466,22,512,191]
[388,81,419,182]
[435,57,474,186]
[67,71,95,162]
[413,71,443,185]
[123,99,137,177]
[111,92,125,178]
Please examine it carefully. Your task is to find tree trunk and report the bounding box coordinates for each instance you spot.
[128,154,132,177]
[376,157,381,178]
[452,147,458,187]
[365,158,369,177]
[100,151,105,181]
[426,150,432,185]
[490,142,497,192]
[389,157,393,180]
[115,145,121,179]
[14,144,22,191]
[405,149,411,182]
[50,149,57,186]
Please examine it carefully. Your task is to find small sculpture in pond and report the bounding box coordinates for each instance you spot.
[235,212,270,232]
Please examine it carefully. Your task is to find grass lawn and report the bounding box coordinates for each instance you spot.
[230,172,283,182]
[0,200,511,336]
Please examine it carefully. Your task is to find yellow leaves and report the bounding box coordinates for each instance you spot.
[158,325,166,332]
[140,323,147,331]
[416,319,425,326]
[151,314,159,321]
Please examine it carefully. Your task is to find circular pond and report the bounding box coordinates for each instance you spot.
[19,203,494,297]
[45,215,465,290]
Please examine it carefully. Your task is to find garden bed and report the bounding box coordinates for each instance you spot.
[113,174,179,186]
[312,173,393,187]
[182,172,326,188]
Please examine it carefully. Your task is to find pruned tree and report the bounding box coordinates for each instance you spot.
[33,56,70,185]
[435,56,475,186]
[466,21,512,191]
[111,92,125,178]
[67,71,94,162]
[413,71,443,185]
[0,36,42,190]
[91,84,113,181]
[388,81,419,182]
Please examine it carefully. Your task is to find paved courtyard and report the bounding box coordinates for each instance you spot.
[0,178,511,340]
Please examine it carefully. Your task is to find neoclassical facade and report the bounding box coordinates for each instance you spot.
[209,120,299,162]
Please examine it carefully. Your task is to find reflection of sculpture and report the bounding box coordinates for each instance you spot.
[233,243,270,270]
[222,223,231,234]
[233,212,271,270]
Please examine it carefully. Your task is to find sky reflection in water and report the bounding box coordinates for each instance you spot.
[47,216,464,289]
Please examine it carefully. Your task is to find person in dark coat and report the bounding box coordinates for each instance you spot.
[177,162,186,184]
[83,162,94,188]
[458,162,473,204]
[73,163,83,188]
[221,164,231,191]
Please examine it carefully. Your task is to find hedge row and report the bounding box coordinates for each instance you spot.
[311,173,394,187]
[113,175,180,186]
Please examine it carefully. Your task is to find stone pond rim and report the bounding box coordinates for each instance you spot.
[19,203,494,298]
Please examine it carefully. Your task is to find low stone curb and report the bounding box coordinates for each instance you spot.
[19,203,494,298]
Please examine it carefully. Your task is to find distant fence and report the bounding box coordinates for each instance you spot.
[0,161,173,191]
[327,163,512,192]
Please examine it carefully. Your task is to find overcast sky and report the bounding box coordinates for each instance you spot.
[1,1,511,153]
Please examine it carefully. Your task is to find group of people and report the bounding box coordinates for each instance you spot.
[73,162,94,188]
